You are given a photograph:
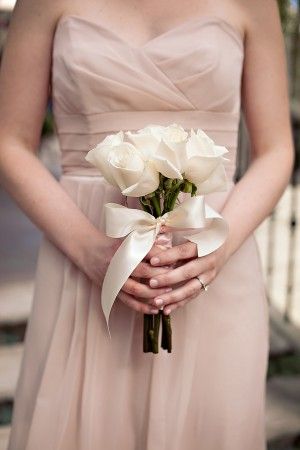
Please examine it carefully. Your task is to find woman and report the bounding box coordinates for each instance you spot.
[0,0,294,449]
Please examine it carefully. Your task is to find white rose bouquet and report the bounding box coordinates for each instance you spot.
[85,123,229,353]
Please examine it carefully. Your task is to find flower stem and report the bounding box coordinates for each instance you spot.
[161,311,168,349]
[168,187,181,211]
[143,314,152,352]
[151,194,161,217]
[139,197,152,215]
[161,313,172,353]
[142,176,181,354]
[151,313,161,353]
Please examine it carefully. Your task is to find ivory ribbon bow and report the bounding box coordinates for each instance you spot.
[101,196,228,337]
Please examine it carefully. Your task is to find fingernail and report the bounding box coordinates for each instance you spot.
[164,308,171,314]
[150,309,159,314]
[155,298,164,306]
[150,279,158,287]
[164,287,172,293]
[151,257,160,265]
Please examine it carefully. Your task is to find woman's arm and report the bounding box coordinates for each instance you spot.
[0,0,168,314]
[220,0,294,257]
[0,0,109,281]
[145,0,295,314]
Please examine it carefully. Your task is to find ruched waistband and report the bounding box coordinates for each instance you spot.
[54,109,240,179]
[55,109,240,133]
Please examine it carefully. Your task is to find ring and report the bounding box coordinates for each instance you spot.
[196,276,209,292]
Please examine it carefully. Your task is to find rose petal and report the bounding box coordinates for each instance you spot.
[85,146,119,187]
[121,164,160,197]
[183,155,223,185]
[107,144,145,190]
[151,155,183,179]
[195,164,229,195]
[101,130,124,146]
[125,131,159,158]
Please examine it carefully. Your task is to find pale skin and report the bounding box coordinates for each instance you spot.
[0,0,294,315]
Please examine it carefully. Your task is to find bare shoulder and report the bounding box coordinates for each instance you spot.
[234,0,292,159]
[0,0,75,148]
[8,0,70,35]
[238,0,283,42]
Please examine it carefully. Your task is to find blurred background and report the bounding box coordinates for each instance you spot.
[0,1,299,449]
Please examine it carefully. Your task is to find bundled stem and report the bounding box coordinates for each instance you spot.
[140,174,197,353]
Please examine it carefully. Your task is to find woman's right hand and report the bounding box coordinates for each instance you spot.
[118,242,173,314]
[118,262,173,315]
[82,236,173,314]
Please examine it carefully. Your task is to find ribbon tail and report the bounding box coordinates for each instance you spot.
[101,227,157,338]
[183,203,229,257]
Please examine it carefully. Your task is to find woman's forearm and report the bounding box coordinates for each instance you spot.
[0,136,106,276]
[221,145,294,260]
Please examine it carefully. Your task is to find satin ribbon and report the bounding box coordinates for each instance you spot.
[101,196,228,337]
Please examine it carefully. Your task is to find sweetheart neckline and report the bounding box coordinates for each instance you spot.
[54,13,245,51]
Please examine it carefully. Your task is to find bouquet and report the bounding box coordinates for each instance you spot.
[85,123,229,353]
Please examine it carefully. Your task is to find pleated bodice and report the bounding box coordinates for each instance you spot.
[51,14,245,179]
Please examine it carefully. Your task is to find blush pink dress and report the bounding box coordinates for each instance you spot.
[8,15,269,450]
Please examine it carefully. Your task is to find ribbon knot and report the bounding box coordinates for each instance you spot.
[155,215,168,233]
[101,196,228,338]
[157,216,167,226]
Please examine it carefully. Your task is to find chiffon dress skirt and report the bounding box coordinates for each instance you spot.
[8,15,269,450]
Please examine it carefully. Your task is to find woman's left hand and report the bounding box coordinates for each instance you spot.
[145,241,230,314]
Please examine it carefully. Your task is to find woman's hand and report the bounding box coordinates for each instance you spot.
[117,243,174,315]
[85,237,170,309]
[86,235,173,315]
[145,240,230,314]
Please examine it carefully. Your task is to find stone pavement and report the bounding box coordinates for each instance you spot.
[0,135,299,449]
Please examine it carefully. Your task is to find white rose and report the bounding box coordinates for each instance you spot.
[85,131,159,197]
[183,129,229,194]
[126,123,188,179]
[127,125,228,192]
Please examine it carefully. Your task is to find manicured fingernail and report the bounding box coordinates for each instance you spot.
[164,308,171,314]
[151,257,160,265]
[155,298,163,306]
[150,279,158,287]
[150,309,159,314]
[164,287,172,293]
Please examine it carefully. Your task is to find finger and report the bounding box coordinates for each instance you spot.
[161,271,214,313]
[122,277,172,300]
[162,285,204,314]
[149,256,214,288]
[143,243,170,262]
[152,277,205,308]
[150,242,198,266]
[118,291,160,315]
[130,261,172,278]
[163,298,189,315]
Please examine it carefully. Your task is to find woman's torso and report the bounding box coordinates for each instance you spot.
[52,0,246,182]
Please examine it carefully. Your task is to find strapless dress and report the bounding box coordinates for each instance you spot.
[8,14,269,450]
